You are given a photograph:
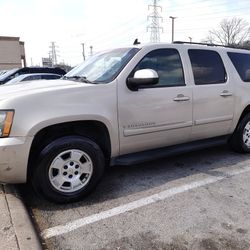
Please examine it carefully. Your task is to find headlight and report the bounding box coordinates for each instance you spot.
[0,110,14,137]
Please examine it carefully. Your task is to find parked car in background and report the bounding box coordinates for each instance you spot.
[5,73,61,85]
[0,67,66,84]
[0,70,7,75]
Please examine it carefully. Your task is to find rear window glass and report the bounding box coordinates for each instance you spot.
[42,75,60,80]
[228,52,250,82]
[188,49,227,85]
[25,75,42,81]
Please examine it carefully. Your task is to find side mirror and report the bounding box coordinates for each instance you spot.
[127,69,159,91]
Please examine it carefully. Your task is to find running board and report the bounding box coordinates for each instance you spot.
[111,135,230,166]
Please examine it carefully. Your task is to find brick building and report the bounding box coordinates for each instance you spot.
[0,36,26,70]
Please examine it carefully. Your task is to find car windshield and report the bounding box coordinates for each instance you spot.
[65,48,140,83]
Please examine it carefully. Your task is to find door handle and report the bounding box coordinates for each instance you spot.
[173,94,190,102]
[220,90,233,97]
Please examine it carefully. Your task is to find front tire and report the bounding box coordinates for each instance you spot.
[229,114,250,153]
[31,136,105,203]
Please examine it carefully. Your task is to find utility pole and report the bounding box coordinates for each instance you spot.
[169,16,177,43]
[147,0,163,43]
[81,43,86,61]
[90,46,93,56]
[49,42,59,67]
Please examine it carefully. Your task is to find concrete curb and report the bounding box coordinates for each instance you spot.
[4,185,42,250]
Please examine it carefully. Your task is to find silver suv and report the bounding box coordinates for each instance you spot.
[0,42,250,203]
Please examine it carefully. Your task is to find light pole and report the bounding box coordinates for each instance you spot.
[169,16,177,43]
[90,46,93,56]
[188,37,192,43]
[81,43,85,61]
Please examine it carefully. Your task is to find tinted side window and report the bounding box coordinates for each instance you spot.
[24,75,41,81]
[228,52,250,82]
[133,49,185,87]
[188,49,227,85]
[42,75,60,80]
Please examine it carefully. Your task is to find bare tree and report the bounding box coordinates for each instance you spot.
[241,40,250,49]
[204,17,250,46]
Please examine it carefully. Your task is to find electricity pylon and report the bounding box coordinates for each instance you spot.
[147,0,163,43]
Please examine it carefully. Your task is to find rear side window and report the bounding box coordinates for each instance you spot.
[42,75,60,80]
[228,52,250,82]
[24,75,42,81]
[188,49,227,85]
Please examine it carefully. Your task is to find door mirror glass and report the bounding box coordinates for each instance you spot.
[127,69,159,91]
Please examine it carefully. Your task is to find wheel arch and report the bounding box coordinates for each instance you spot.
[27,120,112,181]
[236,105,250,128]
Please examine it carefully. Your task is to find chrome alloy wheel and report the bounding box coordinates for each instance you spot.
[48,149,93,193]
[243,121,250,148]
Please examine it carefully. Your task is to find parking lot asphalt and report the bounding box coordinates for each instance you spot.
[21,145,250,250]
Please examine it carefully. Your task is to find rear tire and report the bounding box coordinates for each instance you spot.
[229,114,250,153]
[31,136,105,203]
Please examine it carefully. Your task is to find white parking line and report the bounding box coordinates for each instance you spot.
[41,165,250,239]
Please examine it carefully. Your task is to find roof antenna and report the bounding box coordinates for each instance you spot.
[133,39,140,45]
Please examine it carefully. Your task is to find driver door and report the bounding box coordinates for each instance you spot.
[117,48,193,155]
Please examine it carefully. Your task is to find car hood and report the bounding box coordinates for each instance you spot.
[0,79,90,99]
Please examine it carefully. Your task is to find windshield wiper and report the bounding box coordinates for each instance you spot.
[62,76,97,84]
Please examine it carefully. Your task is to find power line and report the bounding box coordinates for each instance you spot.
[89,2,250,43]
[87,2,250,46]
[86,19,146,45]
[181,5,250,19]
[72,2,250,49]
[73,1,249,45]
[166,0,249,13]
[73,16,145,42]
[60,1,250,60]
[167,0,212,9]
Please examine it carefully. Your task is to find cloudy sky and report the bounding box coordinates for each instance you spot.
[1,0,250,66]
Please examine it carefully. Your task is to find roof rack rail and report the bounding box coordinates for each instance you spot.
[173,41,250,50]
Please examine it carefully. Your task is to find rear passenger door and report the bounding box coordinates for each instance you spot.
[188,49,235,140]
